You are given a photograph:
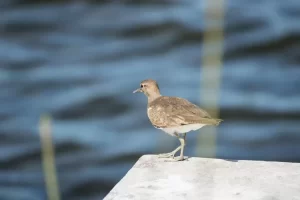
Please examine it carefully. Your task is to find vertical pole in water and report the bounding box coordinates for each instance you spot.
[197,0,225,157]
[39,115,61,200]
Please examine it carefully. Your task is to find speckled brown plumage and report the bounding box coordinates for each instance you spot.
[147,96,222,128]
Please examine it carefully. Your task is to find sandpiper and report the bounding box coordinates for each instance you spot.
[133,79,222,161]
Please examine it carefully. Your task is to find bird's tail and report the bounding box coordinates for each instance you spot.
[194,118,223,126]
[214,119,223,126]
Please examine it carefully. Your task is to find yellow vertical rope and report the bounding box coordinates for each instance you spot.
[39,115,61,200]
[197,0,225,158]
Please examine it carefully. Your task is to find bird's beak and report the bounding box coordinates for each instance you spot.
[133,88,142,93]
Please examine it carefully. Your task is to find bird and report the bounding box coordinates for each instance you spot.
[133,79,222,161]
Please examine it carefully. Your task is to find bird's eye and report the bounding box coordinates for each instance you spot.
[140,85,143,88]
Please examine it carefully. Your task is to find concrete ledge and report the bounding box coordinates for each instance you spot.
[104,155,300,200]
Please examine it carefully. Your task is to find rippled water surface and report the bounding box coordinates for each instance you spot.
[1,0,300,199]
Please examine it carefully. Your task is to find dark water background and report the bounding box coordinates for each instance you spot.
[1,0,300,199]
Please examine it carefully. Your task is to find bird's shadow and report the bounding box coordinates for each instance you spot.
[223,159,239,162]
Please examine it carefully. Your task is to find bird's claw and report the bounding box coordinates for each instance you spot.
[163,156,188,162]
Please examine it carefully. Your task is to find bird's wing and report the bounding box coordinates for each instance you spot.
[170,97,212,118]
[148,97,218,128]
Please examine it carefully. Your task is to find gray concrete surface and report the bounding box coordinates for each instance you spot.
[104,155,300,200]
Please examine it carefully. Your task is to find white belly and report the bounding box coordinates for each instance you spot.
[159,124,206,137]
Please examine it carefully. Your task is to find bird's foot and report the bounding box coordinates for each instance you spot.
[164,156,188,162]
[158,152,175,158]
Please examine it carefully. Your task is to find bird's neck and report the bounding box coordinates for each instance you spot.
[147,92,161,104]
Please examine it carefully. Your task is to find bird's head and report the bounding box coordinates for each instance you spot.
[133,79,161,99]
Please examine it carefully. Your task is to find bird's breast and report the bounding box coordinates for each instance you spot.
[147,106,165,126]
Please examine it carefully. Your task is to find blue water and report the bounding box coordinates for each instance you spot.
[0,0,300,199]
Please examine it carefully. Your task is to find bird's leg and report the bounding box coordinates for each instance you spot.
[158,135,182,158]
[158,145,181,158]
[173,133,186,161]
